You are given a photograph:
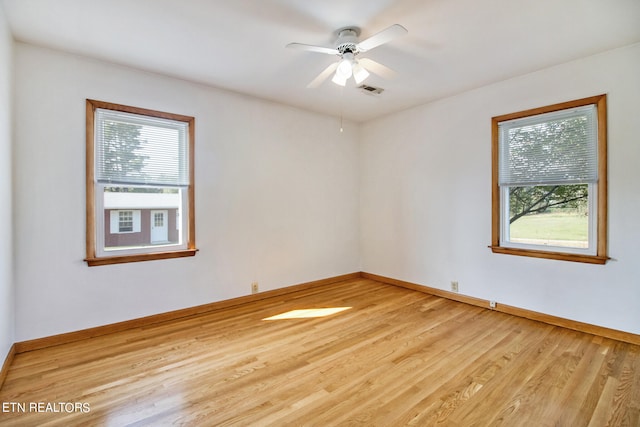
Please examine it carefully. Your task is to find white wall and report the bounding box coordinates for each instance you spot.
[0,4,14,363]
[361,43,640,335]
[11,39,640,343]
[13,43,360,341]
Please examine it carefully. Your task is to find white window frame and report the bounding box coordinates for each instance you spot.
[86,100,196,266]
[490,95,608,264]
[95,185,189,258]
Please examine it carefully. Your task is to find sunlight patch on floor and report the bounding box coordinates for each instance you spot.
[262,307,351,320]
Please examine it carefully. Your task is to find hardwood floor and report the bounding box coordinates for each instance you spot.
[1,278,639,426]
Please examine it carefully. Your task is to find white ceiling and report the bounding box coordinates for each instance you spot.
[2,0,640,122]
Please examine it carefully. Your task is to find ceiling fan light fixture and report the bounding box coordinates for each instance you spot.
[336,52,354,79]
[352,62,370,84]
[331,72,347,86]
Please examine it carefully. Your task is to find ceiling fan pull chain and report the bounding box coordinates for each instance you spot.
[340,86,344,133]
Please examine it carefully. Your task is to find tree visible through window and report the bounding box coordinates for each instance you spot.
[102,119,147,181]
[491,95,608,264]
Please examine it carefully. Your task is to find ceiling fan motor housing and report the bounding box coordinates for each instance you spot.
[335,28,360,54]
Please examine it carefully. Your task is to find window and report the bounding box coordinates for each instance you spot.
[154,212,164,228]
[86,100,196,266]
[110,210,141,233]
[119,211,134,232]
[490,95,607,264]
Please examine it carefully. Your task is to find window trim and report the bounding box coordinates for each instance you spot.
[490,94,608,264]
[85,99,197,266]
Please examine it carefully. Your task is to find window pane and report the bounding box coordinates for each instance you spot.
[102,186,183,252]
[154,213,164,227]
[118,211,133,232]
[498,105,597,186]
[507,184,589,249]
[95,109,189,186]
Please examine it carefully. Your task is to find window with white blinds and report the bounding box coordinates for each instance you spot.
[490,95,608,264]
[86,100,196,266]
[95,108,189,187]
[498,105,598,187]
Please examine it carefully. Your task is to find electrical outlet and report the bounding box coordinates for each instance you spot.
[251,282,259,294]
[451,281,459,293]
[490,300,497,309]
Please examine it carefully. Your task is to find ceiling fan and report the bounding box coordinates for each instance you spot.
[286,24,408,88]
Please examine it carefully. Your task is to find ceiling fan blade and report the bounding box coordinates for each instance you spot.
[307,62,339,88]
[357,24,408,52]
[358,58,396,79]
[286,43,340,56]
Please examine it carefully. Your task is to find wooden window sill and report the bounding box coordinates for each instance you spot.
[85,248,198,267]
[489,246,608,265]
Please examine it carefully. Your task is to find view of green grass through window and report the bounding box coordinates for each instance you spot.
[508,184,588,248]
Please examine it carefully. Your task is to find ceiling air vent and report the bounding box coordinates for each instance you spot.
[358,84,384,96]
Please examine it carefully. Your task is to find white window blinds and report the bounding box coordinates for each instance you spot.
[95,109,189,186]
[498,105,597,186]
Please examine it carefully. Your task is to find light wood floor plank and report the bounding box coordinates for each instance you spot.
[1,278,639,426]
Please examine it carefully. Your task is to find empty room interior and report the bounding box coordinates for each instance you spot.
[1,0,640,425]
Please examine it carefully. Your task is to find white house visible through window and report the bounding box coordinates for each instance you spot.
[491,95,608,264]
[86,100,196,266]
